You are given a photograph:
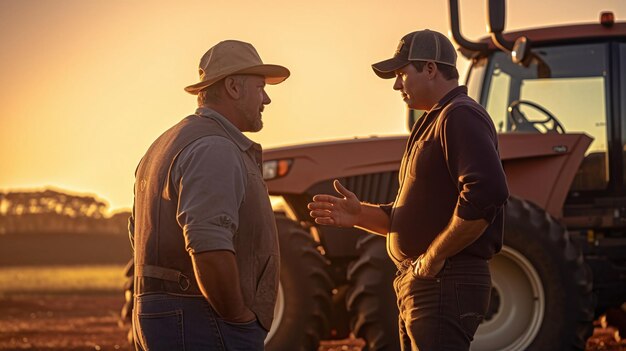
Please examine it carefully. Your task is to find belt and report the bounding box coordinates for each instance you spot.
[395,253,485,274]
[136,264,192,291]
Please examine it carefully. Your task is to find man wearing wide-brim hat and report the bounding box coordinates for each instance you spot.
[130,40,289,350]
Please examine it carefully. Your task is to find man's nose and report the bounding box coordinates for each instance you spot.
[393,76,403,91]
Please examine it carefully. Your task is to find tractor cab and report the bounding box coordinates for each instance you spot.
[450,0,626,231]
[454,0,626,317]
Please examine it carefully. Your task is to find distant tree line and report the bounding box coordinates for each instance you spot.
[0,189,130,235]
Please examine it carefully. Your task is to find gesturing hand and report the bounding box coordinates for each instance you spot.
[307,180,361,228]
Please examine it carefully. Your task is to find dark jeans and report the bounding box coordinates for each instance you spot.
[133,293,267,351]
[393,255,491,351]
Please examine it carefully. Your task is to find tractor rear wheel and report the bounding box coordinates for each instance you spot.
[472,197,595,350]
[265,216,333,351]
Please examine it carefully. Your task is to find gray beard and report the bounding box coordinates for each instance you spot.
[231,76,266,132]
[248,115,263,132]
[235,101,263,132]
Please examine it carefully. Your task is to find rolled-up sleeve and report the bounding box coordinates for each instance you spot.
[172,136,246,254]
[441,106,509,223]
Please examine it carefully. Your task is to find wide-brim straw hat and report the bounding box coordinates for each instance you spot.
[184,40,290,95]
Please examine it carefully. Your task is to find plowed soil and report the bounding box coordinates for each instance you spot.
[0,293,623,351]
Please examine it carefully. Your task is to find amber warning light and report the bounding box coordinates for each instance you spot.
[600,11,615,27]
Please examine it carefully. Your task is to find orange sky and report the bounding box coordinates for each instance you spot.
[1,0,624,211]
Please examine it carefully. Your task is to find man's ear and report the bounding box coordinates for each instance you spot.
[425,61,438,79]
[224,76,241,99]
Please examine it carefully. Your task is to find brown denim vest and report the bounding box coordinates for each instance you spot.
[133,113,279,331]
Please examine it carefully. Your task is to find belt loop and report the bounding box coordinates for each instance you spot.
[178,273,191,291]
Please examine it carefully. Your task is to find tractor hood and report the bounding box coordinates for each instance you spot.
[263,132,592,219]
[263,136,406,195]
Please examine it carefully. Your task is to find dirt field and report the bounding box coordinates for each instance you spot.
[0,293,128,350]
[1,233,623,350]
[0,236,622,351]
[0,292,623,351]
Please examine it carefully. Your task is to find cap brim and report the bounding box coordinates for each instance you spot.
[184,64,290,95]
[371,57,409,79]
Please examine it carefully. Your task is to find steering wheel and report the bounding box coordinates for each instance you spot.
[507,100,565,134]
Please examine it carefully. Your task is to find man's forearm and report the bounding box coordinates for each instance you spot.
[425,215,488,262]
[355,203,390,236]
[191,250,255,322]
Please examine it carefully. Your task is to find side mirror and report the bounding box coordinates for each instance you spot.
[512,37,530,64]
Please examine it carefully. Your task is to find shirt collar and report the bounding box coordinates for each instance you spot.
[429,85,468,113]
[194,107,258,152]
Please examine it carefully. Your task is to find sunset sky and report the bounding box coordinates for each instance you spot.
[1,0,624,212]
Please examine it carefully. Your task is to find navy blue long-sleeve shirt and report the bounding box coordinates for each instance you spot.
[383,86,509,264]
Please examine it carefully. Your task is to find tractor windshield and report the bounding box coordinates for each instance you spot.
[473,43,610,191]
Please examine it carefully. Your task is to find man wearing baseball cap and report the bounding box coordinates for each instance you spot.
[130,40,289,350]
[309,30,509,350]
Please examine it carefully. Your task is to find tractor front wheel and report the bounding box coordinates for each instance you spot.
[265,216,333,351]
[346,234,400,350]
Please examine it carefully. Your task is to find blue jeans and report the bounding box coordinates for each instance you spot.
[393,255,492,351]
[133,293,267,351]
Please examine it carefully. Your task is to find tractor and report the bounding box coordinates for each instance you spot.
[260,1,626,350]
[121,0,625,349]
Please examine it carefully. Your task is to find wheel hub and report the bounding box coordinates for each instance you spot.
[471,246,545,351]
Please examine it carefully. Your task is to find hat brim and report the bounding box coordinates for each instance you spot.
[184,64,290,95]
[371,56,410,79]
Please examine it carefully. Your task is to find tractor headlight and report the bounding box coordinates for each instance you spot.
[262,159,293,180]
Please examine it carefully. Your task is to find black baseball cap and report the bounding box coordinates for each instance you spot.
[372,29,457,79]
